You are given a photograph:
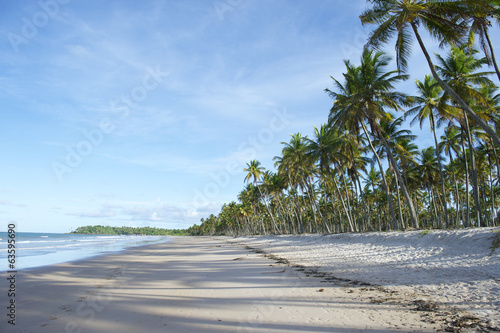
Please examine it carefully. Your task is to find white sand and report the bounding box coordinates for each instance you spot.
[228,227,500,329]
[1,230,498,332]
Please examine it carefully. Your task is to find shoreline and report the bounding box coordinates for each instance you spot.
[0,236,440,332]
[1,233,497,332]
[0,233,172,272]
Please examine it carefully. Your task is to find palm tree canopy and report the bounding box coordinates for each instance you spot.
[327,48,412,135]
[244,160,265,184]
[360,0,467,72]
[435,45,496,124]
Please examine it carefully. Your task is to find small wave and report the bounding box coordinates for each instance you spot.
[40,236,49,238]
[17,240,71,244]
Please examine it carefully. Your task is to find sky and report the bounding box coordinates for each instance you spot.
[1,0,499,233]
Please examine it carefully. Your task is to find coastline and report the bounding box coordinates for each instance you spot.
[0,233,172,271]
[1,232,497,332]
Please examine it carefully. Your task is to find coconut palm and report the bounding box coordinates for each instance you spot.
[275,133,313,233]
[436,45,495,227]
[307,124,354,232]
[327,48,418,229]
[406,75,458,227]
[360,0,500,147]
[455,0,500,81]
[244,160,279,233]
[419,146,442,227]
[439,125,465,226]
[376,114,418,228]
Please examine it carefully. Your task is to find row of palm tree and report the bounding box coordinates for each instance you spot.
[188,0,500,236]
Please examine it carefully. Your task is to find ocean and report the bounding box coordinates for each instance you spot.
[0,232,170,271]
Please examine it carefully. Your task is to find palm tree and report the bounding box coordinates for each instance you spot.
[456,0,500,81]
[376,114,418,228]
[406,74,458,228]
[435,45,495,227]
[439,125,464,226]
[307,124,353,232]
[419,146,442,227]
[327,48,418,229]
[244,160,279,233]
[365,166,383,230]
[275,134,313,233]
[360,0,500,147]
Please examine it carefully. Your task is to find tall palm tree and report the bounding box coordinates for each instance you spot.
[436,45,495,227]
[327,48,418,229]
[360,0,500,147]
[419,146,441,227]
[307,124,352,232]
[376,115,418,228]
[406,75,457,228]
[243,160,278,233]
[275,133,313,233]
[439,125,464,226]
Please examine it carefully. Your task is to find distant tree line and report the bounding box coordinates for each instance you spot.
[72,225,189,236]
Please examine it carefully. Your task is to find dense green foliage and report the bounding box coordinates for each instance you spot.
[190,0,500,236]
[72,225,189,236]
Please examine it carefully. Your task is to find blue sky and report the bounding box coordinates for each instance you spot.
[1,0,498,232]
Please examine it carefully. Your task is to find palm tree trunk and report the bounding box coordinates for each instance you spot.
[360,121,398,229]
[430,114,450,228]
[341,174,357,231]
[462,112,483,227]
[331,175,355,232]
[411,23,500,148]
[302,178,319,233]
[430,186,440,228]
[373,123,419,229]
[489,163,496,226]
[484,29,500,82]
[461,135,471,228]
[392,166,405,229]
[448,151,462,227]
[256,184,279,233]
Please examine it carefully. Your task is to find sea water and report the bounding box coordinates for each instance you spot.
[0,232,170,271]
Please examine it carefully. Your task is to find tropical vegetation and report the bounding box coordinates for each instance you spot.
[72,225,189,236]
[189,0,500,236]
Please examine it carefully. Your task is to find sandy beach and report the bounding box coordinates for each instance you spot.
[1,231,499,332]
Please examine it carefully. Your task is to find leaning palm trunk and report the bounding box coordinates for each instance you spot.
[330,179,354,232]
[375,125,419,229]
[256,185,279,233]
[341,173,357,231]
[302,178,319,233]
[411,23,500,148]
[484,29,500,82]
[368,119,418,228]
[360,122,398,228]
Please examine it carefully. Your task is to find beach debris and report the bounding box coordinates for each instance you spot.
[441,314,491,332]
[413,299,439,312]
[318,288,324,292]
